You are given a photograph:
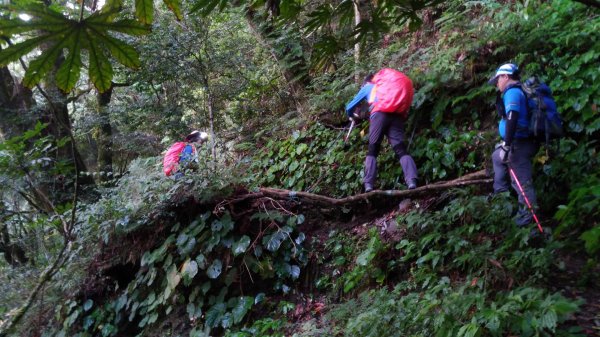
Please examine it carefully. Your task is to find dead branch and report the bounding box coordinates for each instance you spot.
[240,169,491,207]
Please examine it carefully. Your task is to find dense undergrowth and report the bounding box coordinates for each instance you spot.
[1,0,599,336]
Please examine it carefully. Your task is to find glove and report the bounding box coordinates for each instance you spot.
[498,144,510,163]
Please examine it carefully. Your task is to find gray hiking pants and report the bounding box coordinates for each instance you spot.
[492,139,539,226]
[364,112,418,188]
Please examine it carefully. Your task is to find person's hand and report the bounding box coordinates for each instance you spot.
[498,144,510,163]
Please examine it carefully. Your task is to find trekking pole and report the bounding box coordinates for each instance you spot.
[344,119,356,143]
[508,167,544,233]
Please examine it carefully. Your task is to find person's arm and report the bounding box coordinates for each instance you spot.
[345,84,373,118]
[502,88,525,147]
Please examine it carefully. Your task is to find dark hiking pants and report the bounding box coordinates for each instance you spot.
[492,139,539,227]
[364,112,418,188]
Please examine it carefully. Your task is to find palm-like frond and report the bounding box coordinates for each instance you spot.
[0,4,151,93]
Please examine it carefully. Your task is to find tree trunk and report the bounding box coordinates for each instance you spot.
[96,85,114,182]
[206,88,217,164]
[0,221,28,266]
[244,8,309,116]
[353,0,362,84]
[0,65,35,139]
[41,52,93,186]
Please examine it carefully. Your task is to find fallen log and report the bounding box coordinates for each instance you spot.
[256,169,491,207]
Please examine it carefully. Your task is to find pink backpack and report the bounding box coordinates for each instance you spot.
[163,142,188,176]
[368,68,414,117]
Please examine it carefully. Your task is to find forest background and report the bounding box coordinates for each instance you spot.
[0,0,599,336]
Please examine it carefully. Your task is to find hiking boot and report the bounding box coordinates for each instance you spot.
[407,179,417,190]
[364,184,374,193]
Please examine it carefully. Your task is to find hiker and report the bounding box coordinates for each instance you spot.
[345,68,418,192]
[163,130,209,177]
[488,63,539,227]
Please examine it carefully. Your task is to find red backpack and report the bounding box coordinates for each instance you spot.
[368,68,414,117]
[163,142,189,176]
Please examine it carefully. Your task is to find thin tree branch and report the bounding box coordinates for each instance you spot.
[225,170,491,208]
[0,241,72,337]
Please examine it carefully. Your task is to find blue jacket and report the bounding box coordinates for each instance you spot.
[498,84,530,144]
[345,83,374,118]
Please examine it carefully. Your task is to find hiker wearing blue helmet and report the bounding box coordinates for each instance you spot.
[488,63,539,227]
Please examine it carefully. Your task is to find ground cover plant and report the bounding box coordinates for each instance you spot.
[0,0,598,336]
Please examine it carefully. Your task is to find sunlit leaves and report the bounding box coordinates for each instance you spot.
[163,0,183,21]
[86,30,114,92]
[232,235,251,255]
[135,0,154,24]
[23,31,73,87]
[232,297,253,324]
[0,34,54,66]
[0,4,150,93]
[190,0,229,16]
[57,31,83,92]
[207,259,222,278]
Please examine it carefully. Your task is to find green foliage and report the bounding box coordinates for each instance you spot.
[224,317,287,337]
[408,127,486,183]
[341,228,386,294]
[314,228,387,295]
[554,174,600,256]
[318,191,582,337]
[396,191,561,284]
[245,122,488,196]
[52,207,307,336]
[0,3,150,92]
[189,0,444,70]
[327,283,581,337]
[245,124,365,196]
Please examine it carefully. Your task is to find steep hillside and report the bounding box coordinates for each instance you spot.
[0,0,598,337]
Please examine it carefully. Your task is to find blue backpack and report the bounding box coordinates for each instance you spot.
[521,77,564,142]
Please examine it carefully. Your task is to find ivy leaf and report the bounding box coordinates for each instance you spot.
[295,232,305,245]
[265,231,286,252]
[232,236,251,256]
[167,264,181,289]
[296,143,308,155]
[206,259,222,279]
[232,297,253,324]
[220,312,233,329]
[195,254,207,269]
[205,303,226,328]
[214,212,234,234]
[135,0,154,24]
[290,265,301,279]
[83,299,94,311]
[187,303,202,320]
[182,259,199,280]
[254,293,265,304]
[163,0,183,21]
[211,219,223,232]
